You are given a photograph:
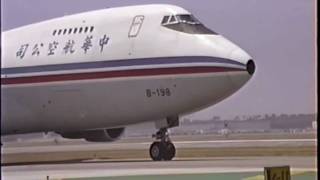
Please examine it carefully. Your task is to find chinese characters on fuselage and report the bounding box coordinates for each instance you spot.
[16,35,110,59]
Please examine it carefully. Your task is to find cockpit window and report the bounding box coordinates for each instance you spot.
[161,14,217,35]
[176,15,200,24]
[169,16,177,23]
[162,16,170,24]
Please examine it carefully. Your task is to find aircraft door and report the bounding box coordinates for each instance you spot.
[128,15,145,55]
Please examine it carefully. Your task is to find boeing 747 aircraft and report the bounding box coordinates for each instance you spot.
[1,4,255,161]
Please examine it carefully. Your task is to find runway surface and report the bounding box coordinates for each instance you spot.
[1,134,317,180]
[2,138,316,153]
[1,156,317,180]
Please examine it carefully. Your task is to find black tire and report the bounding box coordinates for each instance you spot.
[149,142,163,161]
[163,141,176,161]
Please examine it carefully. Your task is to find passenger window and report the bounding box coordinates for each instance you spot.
[79,27,83,33]
[90,26,94,32]
[128,15,145,38]
[53,30,57,36]
[161,16,170,24]
[73,28,78,34]
[68,28,72,34]
[63,29,67,35]
[58,29,62,35]
[84,27,88,33]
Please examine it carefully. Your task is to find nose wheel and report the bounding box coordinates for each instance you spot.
[149,128,176,161]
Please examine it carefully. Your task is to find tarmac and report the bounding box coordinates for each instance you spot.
[2,138,316,153]
[1,157,316,180]
[1,134,317,180]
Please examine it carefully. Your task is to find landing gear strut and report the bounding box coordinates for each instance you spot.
[149,128,176,161]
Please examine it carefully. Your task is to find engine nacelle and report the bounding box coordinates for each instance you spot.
[58,128,125,142]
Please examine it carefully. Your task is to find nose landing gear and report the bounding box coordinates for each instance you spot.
[149,128,176,161]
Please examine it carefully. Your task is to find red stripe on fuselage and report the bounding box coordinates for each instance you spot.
[1,67,245,85]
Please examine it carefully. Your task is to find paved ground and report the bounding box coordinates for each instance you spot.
[64,172,316,180]
[1,134,317,180]
[2,138,316,153]
[1,137,316,164]
[1,156,317,180]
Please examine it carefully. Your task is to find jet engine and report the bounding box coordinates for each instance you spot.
[57,128,125,142]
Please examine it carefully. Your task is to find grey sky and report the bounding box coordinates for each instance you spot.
[1,0,317,119]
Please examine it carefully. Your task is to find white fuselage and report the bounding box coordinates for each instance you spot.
[1,4,254,135]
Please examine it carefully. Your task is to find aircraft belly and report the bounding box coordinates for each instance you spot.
[1,72,237,134]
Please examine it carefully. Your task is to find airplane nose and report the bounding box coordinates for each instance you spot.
[246,60,255,75]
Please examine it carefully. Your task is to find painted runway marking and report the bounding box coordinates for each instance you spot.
[122,139,317,145]
[173,139,317,144]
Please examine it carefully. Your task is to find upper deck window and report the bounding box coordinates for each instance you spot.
[161,14,217,35]
[52,26,95,36]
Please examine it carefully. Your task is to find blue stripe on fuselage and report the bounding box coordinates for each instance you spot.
[1,56,245,75]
